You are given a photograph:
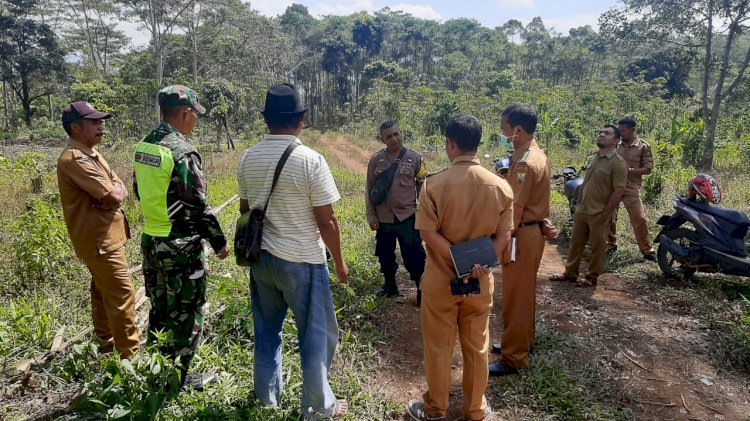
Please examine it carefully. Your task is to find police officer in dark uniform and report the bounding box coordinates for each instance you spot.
[365,121,427,305]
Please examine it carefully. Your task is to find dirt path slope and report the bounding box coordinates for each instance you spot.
[319,135,372,175]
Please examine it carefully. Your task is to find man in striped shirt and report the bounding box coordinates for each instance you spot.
[236,83,349,419]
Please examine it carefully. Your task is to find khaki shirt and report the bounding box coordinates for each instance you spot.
[415,156,514,298]
[365,147,426,224]
[57,139,130,258]
[508,139,551,228]
[577,149,628,216]
[616,137,653,191]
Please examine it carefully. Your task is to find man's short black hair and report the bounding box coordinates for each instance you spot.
[618,117,636,129]
[379,120,398,133]
[264,111,306,131]
[160,105,187,120]
[501,103,537,134]
[63,121,75,135]
[604,124,621,139]
[445,114,482,151]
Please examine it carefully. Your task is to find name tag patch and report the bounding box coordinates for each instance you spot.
[135,152,161,167]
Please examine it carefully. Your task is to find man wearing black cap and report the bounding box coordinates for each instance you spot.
[237,83,349,419]
[57,101,140,357]
[134,85,229,390]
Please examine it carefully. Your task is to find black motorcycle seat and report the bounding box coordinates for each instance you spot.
[684,198,750,227]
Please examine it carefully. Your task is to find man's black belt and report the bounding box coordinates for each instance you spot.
[518,220,542,228]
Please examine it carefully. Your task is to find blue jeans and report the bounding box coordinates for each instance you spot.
[250,250,339,418]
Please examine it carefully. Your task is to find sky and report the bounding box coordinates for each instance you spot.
[124,0,620,47]
[250,0,619,32]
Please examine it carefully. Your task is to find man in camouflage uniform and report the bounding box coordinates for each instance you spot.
[134,85,229,389]
[365,121,427,305]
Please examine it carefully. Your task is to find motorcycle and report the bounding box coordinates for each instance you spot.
[552,166,585,216]
[654,195,750,280]
[483,152,512,177]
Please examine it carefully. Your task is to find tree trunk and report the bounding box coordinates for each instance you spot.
[2,81,8,129]
[150,0,162,122]
[699,0,713,164]
[701,115,719,171]
[192,37,198,85]
[21,76,32,127]
[216,119,222,152]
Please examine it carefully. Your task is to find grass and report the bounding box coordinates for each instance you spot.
[1,131,749,419]
[488,319,632,420]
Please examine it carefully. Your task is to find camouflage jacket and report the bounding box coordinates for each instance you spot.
[134,122,226,253]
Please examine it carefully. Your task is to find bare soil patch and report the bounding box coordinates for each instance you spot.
[318,135,373,175]
[371,243,750,420]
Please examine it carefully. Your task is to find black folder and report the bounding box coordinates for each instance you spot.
[449,236,500,277]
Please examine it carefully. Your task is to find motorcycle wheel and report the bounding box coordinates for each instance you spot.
[657,228,698,281]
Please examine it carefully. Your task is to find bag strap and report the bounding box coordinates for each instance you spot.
[262,142,299,214]
[392,147,407,167]
[375,147,408,181]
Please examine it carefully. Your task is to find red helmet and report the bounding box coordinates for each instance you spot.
[686,173,721,204]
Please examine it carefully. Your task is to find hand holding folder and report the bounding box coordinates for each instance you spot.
[448,236,500,277]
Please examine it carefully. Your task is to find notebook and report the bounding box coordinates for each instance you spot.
[449,236,500,277]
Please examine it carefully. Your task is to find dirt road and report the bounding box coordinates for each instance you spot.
[319,135,372,175]
[320,136,750,420]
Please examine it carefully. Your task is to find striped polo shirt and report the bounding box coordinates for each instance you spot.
[237,134,341,264]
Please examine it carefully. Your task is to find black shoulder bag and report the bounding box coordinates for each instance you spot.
[369,147,407,206]
[235,142,298,266]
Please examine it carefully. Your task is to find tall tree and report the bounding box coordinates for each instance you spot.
[121,0,196,117]
[601,0,750,170]
[0,0,66,126]
[61,0,129,78]
[179,0,228,84]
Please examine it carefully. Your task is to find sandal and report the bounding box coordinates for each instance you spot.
[574,277,597,287]
[332,399,348,418]
[549,274,576,283]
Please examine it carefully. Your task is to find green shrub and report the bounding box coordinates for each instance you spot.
[30,117,67,141]
[726,295,750,372]
[10,193,78,287]
[61,340,182,420]
[643,142,694,205]
[0,294,57,362]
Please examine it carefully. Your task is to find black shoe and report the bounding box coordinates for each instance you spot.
[488,360,519,376]
[643,252,657,262]
[376,287,398,297]
[606,245,618,255]
[183,373,216,391]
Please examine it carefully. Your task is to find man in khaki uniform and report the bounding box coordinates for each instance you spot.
[365,121,427,304]
[550,125,627,287]
[489,104,551,376]
[57,101,140,357]
[407,115,513,421]
[607,117,656,260]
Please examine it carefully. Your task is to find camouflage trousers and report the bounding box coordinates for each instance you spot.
[142,234,206,374]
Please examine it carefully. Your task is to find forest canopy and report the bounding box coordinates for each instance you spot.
[2,0,750,169]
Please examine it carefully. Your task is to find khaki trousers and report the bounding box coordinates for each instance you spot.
[564,211,608,281]
[607,190,654,255]
[501,224,544,368]
[421,290,492,420]
[82,247,140,356]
